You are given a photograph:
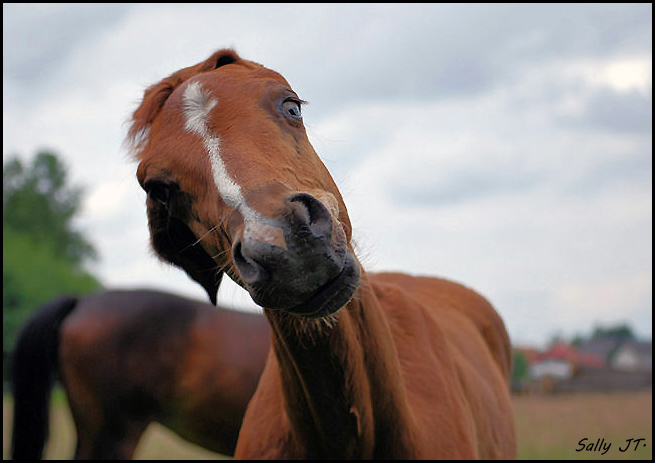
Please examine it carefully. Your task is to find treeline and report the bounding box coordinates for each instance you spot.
[3,151,102,360]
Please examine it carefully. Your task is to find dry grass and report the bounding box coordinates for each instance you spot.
[513,390,652,460]
[4,389,652,459]
[3,390,227,460]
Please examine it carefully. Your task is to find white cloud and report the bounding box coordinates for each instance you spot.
[555,273,652,320]
[83,178,137,222]
[3,4,652,349]
[566,56,652,94]
[319,86,651,348]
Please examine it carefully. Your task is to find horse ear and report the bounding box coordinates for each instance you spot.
[213,49,239,69]
[128,81,174,151]
[128,49,241,158]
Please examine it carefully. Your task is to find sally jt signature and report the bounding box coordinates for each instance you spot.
[577,438,647,455]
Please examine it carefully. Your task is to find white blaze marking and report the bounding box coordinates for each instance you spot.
[182,81,286,249]
[183,81,247,211]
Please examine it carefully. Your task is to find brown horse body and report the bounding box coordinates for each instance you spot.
[10,289,269,459]
[131,49,517,458]
[238,273,515,458]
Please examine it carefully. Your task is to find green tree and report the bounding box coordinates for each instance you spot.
[591,323,635,343]
[3,151,97,265]
[3,151,102,356]
[511,349,530,391]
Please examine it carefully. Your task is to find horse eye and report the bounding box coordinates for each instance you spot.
[146,181,170,206]
[281,99,302,119]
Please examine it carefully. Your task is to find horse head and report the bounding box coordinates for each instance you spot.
[130,49,360,317]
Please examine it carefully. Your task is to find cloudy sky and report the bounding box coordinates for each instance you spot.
[3,4,652,348]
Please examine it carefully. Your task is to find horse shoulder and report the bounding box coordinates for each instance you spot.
[366,277,478,458]
[371,272,512,380]
[369,273,516,459]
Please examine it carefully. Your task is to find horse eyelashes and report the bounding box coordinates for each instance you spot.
[281,99,303,120]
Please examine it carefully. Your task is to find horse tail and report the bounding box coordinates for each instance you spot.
[10,295,78,460]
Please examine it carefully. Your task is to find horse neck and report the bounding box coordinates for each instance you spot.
[265,272,418,459]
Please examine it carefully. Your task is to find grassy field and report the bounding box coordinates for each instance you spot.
[512,390,652,460]
[3,389,226,460]
[4,389,652,459]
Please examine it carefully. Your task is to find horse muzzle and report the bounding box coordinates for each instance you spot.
[231,192,360,318]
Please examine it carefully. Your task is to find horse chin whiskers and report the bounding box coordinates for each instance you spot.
[210,248,230,261]
[298,312,340,334]
[299,314,340,348]
[179,224,221,254]
[268,309,341,347]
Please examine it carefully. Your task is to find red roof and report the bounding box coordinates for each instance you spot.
[531,343,605,368]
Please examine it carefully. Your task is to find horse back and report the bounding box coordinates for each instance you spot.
[57,290,202,455]
[58,289,269,457]
[59,289,202,404]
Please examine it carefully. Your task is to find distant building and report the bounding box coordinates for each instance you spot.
[530,358,573,381]
[576,337,620,362]
[517,339,653,394]
[529,342,604,381]
[611,340,652,372]
[528,343,578,393]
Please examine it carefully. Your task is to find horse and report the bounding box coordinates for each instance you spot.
[129,48,517,459]
[10,289,270,460]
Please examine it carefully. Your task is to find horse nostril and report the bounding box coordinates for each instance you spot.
[233,241,268,286]
[289,193,333,237]
[231,194,346,310]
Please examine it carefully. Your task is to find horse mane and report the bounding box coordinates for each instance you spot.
[126,48,241,160]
